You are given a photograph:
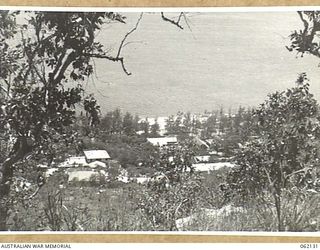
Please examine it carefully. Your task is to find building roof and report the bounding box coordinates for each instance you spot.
[191,162,234,172]
[83,150,111,160]
[88,161,107,168]
[58,156,87,168]
[147,137,178,147]
[67,170,106,182]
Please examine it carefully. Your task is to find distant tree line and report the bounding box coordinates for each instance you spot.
[163,107,256,155]
[87,108,160,137]
[99,108,140,136]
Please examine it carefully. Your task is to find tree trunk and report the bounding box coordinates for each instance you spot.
[0,160,14,231]
[0,137,32,230]
[273,189,283,232]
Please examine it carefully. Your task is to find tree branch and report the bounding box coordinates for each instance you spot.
[298,11,309,32]
[161,12,184,30]
[32,64,47,85]
[51,48,67,81]
[296,11,320,57]
[83,53,131,75]
[83,13,144,76]
[26,185,41,200]
[284,166,311,180]
[116,12,143,58]
[52,52,77,85]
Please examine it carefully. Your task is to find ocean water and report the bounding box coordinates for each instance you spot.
[83,12,320,117]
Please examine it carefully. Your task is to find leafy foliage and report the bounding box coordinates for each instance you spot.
[0,11,127,230]
[136,142,203,230]
[227,75,320,230]
[1,12,126,145]
[287,11,320,58]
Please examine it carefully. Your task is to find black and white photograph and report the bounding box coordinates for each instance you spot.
[0,8,320,232]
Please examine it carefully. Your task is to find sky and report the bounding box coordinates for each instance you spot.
[82,11,320,117]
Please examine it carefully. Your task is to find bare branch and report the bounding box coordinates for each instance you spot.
[298,11,309,32]
[262,165,276,188]
[182,13,193,32]
[26,186,41,200]
[32,64,47,85]
[161,12,184,30]
[174,198,189,218]
[284,167,311,180]
[123,40,145,48]
[84,13,144,76]
[117,13,143,58]
[84,53,131,75]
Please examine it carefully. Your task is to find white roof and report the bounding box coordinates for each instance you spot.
[147,137,177,147]
[88,161,107,168]
[45,168,59,177]
[135,177,151,184]
[191,162,234,172]
[68,156,87,165]
[83,150,110,160]
[58,156,87,168]
[68,170,100,182]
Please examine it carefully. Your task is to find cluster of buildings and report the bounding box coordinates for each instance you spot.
[43,134,233,185]
[41,150,115,182]
[146,135,234,173]
[42,112,235,185]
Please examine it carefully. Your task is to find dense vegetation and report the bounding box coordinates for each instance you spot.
[5,80,320,231]
[1,10,320,231]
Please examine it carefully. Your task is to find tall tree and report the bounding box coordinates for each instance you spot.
[123,112,135,136]
[140,118,150,135]
[111,108,123,134]
[0,10,189,230]
[0,11,129,230]
[227,75,320,231]
[150,118,160,137]
[182,112,192,134]
[165,115,176,135]
[99,111,113,134]
[202,113,217,138]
